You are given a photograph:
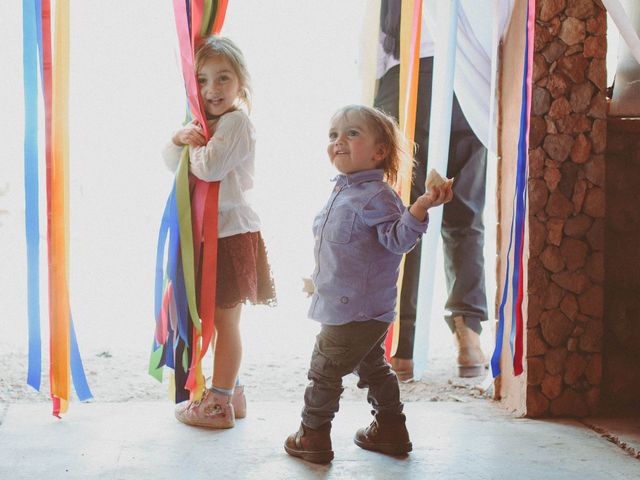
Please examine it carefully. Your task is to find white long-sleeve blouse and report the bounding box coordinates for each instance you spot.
[162,110,261,238]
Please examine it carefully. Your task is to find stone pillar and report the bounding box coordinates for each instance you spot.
[497,0,606,417]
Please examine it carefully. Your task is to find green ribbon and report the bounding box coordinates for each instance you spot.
[176,147,202,333]
[201,0,215,36]
[148,344,164,382]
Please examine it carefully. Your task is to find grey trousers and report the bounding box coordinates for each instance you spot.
[374,58,488,359]
[301,321,402,429]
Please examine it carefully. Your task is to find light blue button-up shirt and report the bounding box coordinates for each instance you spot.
[309,169,429,325]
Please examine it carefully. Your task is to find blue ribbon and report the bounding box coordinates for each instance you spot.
[491,1,530,378]
[154,182,174,322]
[510,38,530,358]
[491,192,516,378]
[23,0,42,391]
[151,176,190,381]
[70,315,93,401]
[166,330,175,370]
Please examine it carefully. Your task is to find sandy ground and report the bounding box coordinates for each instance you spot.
[0,298,493,407]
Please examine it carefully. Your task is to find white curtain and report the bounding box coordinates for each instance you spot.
[424,0,515,150]
[602,0,640,65]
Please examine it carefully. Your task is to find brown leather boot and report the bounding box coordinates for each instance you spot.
[354,412,412,455]
[284,422,334,464]
[453,316,487,377]
[390,357,414,382]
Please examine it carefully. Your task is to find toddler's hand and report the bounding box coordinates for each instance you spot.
[419,183,454,209]
[172,121,207,148]
[409,184,454,221]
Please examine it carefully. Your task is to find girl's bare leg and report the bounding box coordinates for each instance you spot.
[211,304,242,390]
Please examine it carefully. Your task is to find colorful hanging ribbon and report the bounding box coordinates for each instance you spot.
[491,0,535,378]
[413,0,460,380]
[49,0,73,415]
[385,0,423,360]
[23,0,93,416]
[150,0,227,403]
[398,0,423,162]
[23,0,42,392]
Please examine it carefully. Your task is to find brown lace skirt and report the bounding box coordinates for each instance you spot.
[213,231,277,309]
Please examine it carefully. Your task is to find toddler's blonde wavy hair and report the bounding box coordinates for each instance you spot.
[330,105,413,186]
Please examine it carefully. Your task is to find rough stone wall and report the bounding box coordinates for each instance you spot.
[603,121,640,411]
[525,0,606,417]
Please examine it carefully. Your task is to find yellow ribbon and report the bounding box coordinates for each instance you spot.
[50,0,71,413]
[391,0,423,357]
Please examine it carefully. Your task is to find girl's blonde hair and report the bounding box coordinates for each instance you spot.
[195,35,252,111]
[331,105,412,186]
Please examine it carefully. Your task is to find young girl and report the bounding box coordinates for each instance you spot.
[284,105,452,463]
[162,36,276,429]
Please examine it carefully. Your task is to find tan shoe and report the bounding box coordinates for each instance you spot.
[175,389,235,428]
[390,357,414,383]
[452,316,487,378]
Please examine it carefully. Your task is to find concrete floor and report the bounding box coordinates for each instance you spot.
[1,400,638,479]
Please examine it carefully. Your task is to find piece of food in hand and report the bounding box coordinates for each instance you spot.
[425,169,453,191]
[302,277,315,297]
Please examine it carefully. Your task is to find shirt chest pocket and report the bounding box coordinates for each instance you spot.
[323,210,356,244]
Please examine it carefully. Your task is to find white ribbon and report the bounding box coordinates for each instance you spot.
[602,0,640,65]
[413,0,460,381]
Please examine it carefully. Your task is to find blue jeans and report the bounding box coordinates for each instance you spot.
[301,321,402,429]
[375,58,488,358]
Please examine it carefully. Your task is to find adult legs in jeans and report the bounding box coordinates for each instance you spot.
[374,59,488,375]
[301,321,402,430]
[442,132,488,335]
